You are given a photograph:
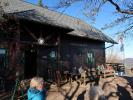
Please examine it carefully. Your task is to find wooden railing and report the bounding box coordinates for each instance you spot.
[103,69,115,78]
[106,63,125,72]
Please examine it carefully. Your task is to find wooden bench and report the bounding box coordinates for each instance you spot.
[103,69,115,78]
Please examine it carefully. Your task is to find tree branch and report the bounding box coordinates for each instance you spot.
[123,25,133,33]
[107,0,133,14]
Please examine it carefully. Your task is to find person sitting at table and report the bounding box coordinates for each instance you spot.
[106,64,112,70]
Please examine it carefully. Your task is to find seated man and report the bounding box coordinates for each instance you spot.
[89,79,106,100]
[27,76,46,100]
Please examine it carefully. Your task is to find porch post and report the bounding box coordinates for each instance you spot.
[56,34,61,86]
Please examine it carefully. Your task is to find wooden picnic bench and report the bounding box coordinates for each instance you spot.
[103,69,115,78]
[87,67,115,79]
[64,67,116,86]
[106,63,125,73]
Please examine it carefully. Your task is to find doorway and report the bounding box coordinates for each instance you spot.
[24,48,37,79]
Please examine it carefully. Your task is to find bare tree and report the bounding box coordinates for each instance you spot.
[106,48,122,63]
[56,0,133,36]
[38,0,48,8]
[38,0,44,7]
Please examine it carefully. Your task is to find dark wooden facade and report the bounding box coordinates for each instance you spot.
[0,18,105,81]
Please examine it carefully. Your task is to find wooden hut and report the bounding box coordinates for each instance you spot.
[0,0,117,82]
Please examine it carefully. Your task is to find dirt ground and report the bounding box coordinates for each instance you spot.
[46,76,133,100]
[0,75,133,100]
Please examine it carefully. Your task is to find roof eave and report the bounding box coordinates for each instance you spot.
[6,13,73,31]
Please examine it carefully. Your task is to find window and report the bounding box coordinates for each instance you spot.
[87,51,95,68]
[0,48,8,70]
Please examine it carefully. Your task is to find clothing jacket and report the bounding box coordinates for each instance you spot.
[27,88,46,100]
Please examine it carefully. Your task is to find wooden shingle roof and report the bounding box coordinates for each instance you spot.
[1,0,117,43]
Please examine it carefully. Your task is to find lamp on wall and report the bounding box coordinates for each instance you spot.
[37,32,45,45]
[24,27,46,45]
[38,37,44,45]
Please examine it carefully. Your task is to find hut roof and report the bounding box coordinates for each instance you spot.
[0,0,117,43]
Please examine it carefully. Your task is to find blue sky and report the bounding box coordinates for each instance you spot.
[25,0,133,58]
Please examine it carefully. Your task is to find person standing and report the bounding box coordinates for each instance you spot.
[89,80,106,100]
[27,76,46,100]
